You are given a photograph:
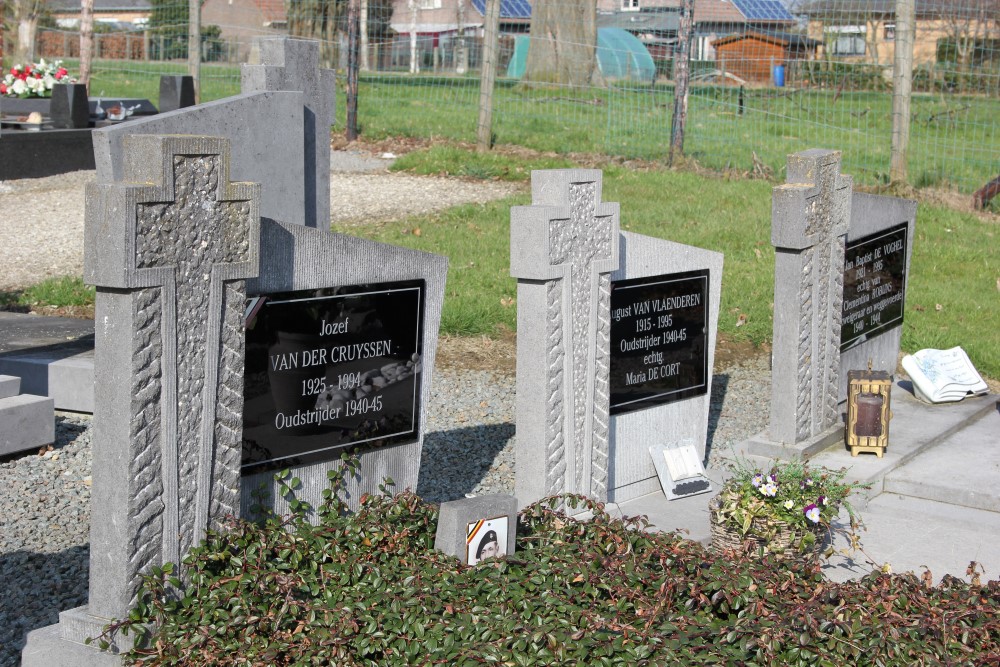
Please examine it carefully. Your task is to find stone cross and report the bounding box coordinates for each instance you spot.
[81,135,260,638]
[768,149,852,448]
[242,37,336,229]
[511,170,620,507]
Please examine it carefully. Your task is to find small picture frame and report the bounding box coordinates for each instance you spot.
[466,515,509,565]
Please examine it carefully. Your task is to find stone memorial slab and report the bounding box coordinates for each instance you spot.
[512,171,724,507]
[435,495,518,565]
[608,234,722,502]
[510,169,620,510]
[23,134,261,664]
[745,149,852,460]
[242,220,447,518]
[840,193,916,402]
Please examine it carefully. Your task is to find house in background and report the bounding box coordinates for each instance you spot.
[48,0,152,29]
[596,0,797,61]
[389,0,530,70]
[713,31,821,83]
[201,0,288,61]
[800,0,999,67]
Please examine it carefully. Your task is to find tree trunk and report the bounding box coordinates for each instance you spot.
[409,0,419,74]
[889,0,914,184]
[188,0,200,102]
[524,0,596,88]
[13,0,40,63]
[477,0,500,151]
[360,0,369,71]
[80,0,95,88]
[668,0,694,164]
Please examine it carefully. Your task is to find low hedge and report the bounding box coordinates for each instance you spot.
[101,466,1000,666]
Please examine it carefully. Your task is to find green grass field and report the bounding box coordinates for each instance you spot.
[50,59,996,196]
[336,150,999,380]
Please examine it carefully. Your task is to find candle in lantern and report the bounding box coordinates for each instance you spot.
[854,392,884,438]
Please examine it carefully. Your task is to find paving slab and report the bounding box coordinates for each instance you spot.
[883,403,1000,512]
[0,312,95,412]
[822,492,1000,584]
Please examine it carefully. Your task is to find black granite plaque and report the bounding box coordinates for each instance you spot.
[242,280,425,474]
[841,223,908,351]
[610,269,709,415]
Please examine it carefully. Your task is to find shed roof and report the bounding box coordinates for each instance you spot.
[713,30,822,48]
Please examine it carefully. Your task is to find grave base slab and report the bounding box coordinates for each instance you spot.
[21,605,127,667]
[742,424,845,462]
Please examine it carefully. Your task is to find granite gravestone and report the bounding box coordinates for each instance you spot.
[840,193,916,402]
[746,149,852,460]
[511,170,723,508]
[24,37,449,665]
[608,235,723,503]
[23,135,261,665]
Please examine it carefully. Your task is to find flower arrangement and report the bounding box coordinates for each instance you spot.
[1,59,76,98]
[710,459,861,559]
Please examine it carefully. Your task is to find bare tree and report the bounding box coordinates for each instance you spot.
[937,0,998,75]
[12,0,41,63]
[524,0,597,88]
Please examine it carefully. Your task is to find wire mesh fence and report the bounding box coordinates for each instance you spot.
[2,0,998,195]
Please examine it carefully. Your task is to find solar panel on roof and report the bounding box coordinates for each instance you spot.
[471,0,532,20]
[731,0,795,21]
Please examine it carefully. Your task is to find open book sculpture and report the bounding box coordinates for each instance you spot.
[902,347,988,403]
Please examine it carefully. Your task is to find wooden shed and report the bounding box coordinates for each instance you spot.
[712,31,821,84]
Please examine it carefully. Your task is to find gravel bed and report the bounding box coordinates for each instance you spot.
[0,359,769,666]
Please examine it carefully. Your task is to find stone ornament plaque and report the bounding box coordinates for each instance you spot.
[841,222,908,351]
[242,279,425,473]
[609,269,709,415]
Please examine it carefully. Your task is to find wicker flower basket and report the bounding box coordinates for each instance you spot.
[708,494,830,562]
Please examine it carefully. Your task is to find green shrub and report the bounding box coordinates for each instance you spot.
[97,459,1000,666]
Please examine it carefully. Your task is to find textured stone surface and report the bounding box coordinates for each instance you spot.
[511,170,620,510]
[241,219,448,517]
[762,150,852,452]
[26,136,261,665]
[840,192,917,402]
[608,233,723,503]
[435,495,518,564]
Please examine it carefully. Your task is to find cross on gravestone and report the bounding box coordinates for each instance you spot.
[511,170,620,506]
[767,149,852,451]
[82,135,260,631]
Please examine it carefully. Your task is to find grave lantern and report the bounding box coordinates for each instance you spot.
[845,361,892,457]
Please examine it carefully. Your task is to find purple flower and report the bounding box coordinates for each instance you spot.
[818,495,827,506]
[804,503,820,523]
[752,473,765,488]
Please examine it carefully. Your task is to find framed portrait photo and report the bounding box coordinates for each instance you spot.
[466,515,509,565]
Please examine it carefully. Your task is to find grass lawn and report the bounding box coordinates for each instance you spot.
[47,59,997,196]
[334,148,999,380]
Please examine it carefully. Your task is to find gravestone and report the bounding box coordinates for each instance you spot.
[746,149,852,460]
[840,193,916,402]
[157,75,195,113]
[511,170,723,508]
[23,135,261,664]
[608,234,723,502]
[510,170,620,508]
[0,374,54,456]
[93,37,334,228]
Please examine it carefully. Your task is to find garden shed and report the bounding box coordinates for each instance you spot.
[507,28,656,84]
[712,31,821,84]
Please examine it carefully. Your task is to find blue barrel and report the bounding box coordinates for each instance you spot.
[773,64,786,87]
